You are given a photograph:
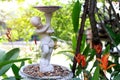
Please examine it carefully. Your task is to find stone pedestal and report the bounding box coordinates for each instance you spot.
[19,64,73,80]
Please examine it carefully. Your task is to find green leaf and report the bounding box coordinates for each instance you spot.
[103,45,110,55]
[75,65,82,77]
[105,25,120,46]
[0,58,31,68]
[11,64,21,79]
[110,71,119,79]
[72,78,81,80]
[83,44,90,57]
[2,77,16,80]
[72,34,77,51]
[20,61,25,68]
[0,58,30,76]
[0,48,20,76]
[72,0,81,33]
[0,49,5,62]
[2,48,20,61]
[87,49,96,61]
[92,66,100,80]
[2,74,8,79]
[114,73,120,80]
[80,34,86,52]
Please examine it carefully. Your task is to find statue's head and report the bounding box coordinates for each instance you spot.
[30,16,43,29]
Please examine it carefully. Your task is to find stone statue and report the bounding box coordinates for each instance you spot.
[30,16,54,72]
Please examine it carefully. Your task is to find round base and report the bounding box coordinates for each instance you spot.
[19,64,73,80]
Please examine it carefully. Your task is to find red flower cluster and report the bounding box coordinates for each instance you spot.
[75,54,86,67]
[97,53,116,71]
[93,43,102,54]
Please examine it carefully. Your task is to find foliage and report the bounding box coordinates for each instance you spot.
[51,1,74,41]
[3,0,75,41]
[56,0,120,79]
[72,0,81,33]
[6,6,38,41]
[0,48,30,79]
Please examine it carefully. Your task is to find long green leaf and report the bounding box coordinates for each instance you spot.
[106,25,120,45]
[12,64,21,79]
[75,65,82,77]
[72,34,77,51]
[87,49,96,61]
[0,49,5,62]
[0,58,30,68]
[103,45,110,55]
[20,61,25,68]
[83,44,90,57]
[2,48,20,61]
[72,0,81,33]
[114,73,120,80]
[80,34,86,52]
[2,77,16,80]
[92,66,100,80]
[0,48,20,76]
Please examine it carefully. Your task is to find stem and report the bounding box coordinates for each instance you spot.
[107,0,120,30]
[88,0,102,58]
[88,0,108,80]
[72,0,89,77]
[97,12,120,56]
[88,0,100,43]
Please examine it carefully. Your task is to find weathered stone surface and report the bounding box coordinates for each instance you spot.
[19,64,73,80]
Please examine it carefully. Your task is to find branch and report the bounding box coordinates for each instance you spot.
[107,0,120,30]
[72,0,89,77]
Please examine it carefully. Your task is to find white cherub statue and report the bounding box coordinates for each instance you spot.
[30,16,54,72]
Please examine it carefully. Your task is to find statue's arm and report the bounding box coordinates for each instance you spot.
[36,24,50,33]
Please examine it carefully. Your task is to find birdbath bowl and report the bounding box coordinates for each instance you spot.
[19,6,73,80]
[34,6,61,13]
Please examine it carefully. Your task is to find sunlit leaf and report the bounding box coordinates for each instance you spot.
[103,45,110,55]
[0,58,30,76]
[0,48,19,76]
[0,49,5,62]
[72,0,81,33]
[88,49,96,61]
[83,44,90,57]
[0,58,30,68]
[1,48,19,61]
[2,77,16,80]
[72,34,77,51]
[80,34,86,52]
[92,66,100,80]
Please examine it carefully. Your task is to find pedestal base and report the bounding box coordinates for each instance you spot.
[19,64,73,80]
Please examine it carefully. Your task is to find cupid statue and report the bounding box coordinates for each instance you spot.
[30,16,54,72]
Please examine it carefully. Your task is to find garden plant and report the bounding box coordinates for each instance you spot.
[0,0,120,80]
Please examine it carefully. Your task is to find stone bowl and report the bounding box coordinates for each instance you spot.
[19,64,73,80]
[34,6,61,13]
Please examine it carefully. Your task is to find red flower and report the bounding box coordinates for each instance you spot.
[93,43,102,54]
[97,53,116,71]
[75,54,86,67]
